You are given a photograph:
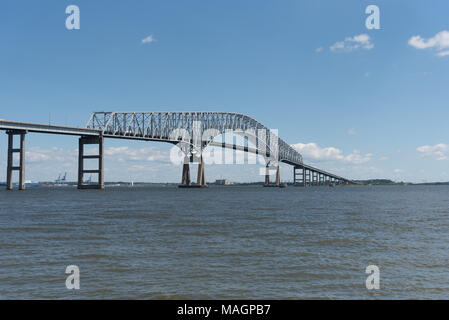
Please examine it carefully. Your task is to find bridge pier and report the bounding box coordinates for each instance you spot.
[293,165,307,187]
[179,155,208,188]
[6,130,26,190]
[264,164,281,187]
[196,155,207,187]
[294,166,348,187]
[181,156,191,186]
[264,165,270,186]
[78,136,104,189]
[275,165,280,186]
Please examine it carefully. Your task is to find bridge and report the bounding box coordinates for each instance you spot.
[0,112,354,190]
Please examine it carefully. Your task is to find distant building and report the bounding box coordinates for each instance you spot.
[215,179,234,185]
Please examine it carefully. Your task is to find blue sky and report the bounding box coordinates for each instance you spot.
[1,0,449,183]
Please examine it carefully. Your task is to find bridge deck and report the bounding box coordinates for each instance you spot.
[0,119,100,136]
[0,119,354,184]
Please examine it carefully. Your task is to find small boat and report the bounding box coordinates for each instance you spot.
[279,183,288,188]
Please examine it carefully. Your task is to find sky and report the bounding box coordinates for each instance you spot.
[1,0,449,183]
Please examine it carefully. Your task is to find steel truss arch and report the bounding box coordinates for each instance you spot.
[87,111,303,166]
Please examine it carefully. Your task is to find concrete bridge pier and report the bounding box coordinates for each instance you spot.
[294,166,350,187]
[179,155,208,188]
[180,156,191,186]
[293,165,306,187]
[264,164,281,187]
[196,155,207,187]
[275,165,281,186]
[78,135,104,190]
[6,130,26,190]
[264,165,270,186]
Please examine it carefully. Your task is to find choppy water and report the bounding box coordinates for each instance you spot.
[1,185,449,299]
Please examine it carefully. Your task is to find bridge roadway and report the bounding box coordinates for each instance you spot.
[0,116,354,190]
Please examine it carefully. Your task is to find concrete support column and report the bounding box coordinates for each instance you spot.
[6,133,13,190]
[303,167,306,187]
[293,165,306,186]
[19,133,25,190]
[264,164,270,186]
[78,135,104,190]
[99,136,104,188]
[78,137,84,188]
[6,130,26,190]
[196,155,207,187]
[181,156,191,186]
[275,165,280,187]
[293,166,296,185]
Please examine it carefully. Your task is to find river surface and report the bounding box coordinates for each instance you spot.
[1,185,448,299]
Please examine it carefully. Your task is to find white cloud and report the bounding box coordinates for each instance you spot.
[408,30,449,57]
[379,156,389,161]
[344,150,373,164]
[416,143,449,160]
[102,146,170,162]
[436,50,449,57]
[25,147,76,163]
[22,146,171,165]
[315,47,323,53]
[141,34,156,44]
[291,142,372,164]
[330,34,374,53]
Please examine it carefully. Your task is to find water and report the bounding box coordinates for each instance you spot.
[1,185,448,299]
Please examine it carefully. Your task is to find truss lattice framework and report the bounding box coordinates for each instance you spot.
[87,112,303,165]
